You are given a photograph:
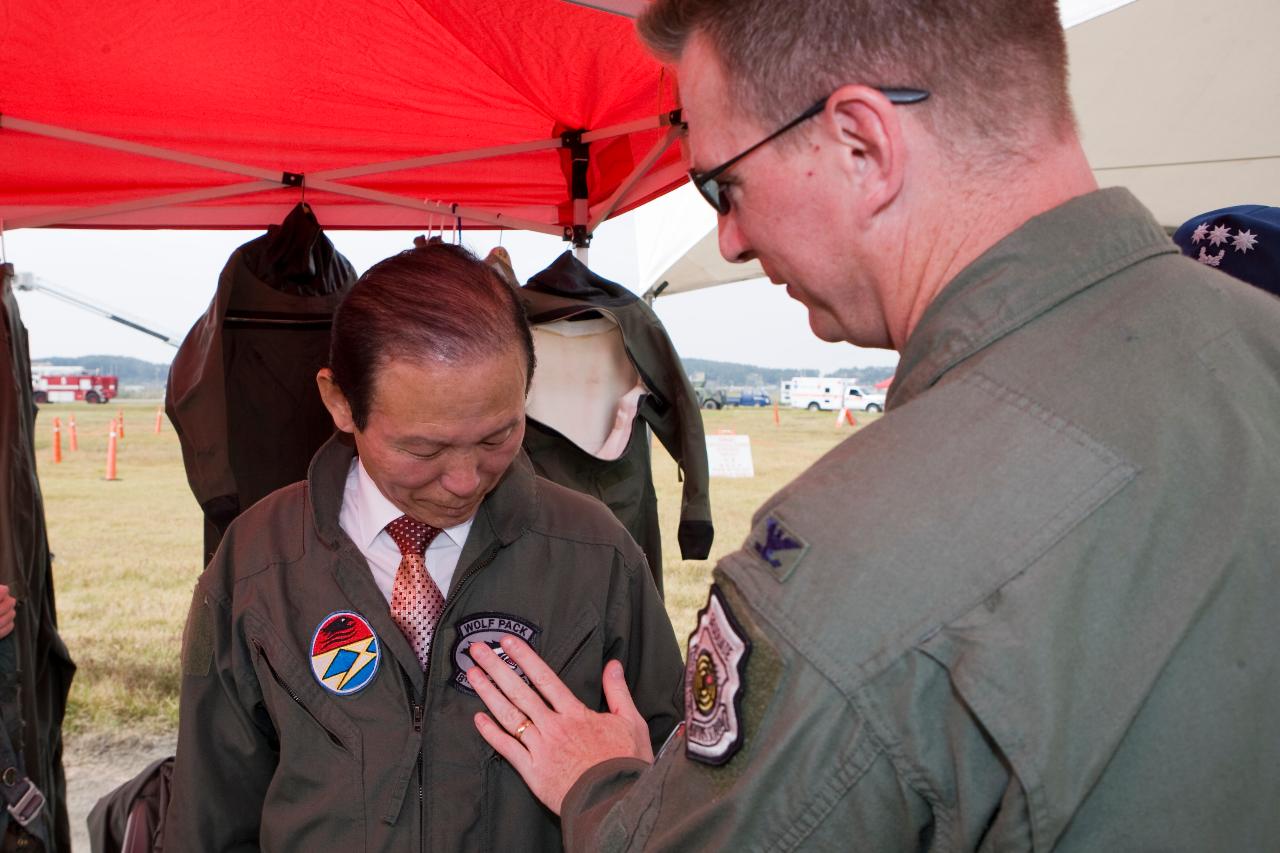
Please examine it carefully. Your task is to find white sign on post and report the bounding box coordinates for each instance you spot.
[706,432,755,478]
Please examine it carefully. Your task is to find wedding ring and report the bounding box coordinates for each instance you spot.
[514,719,533,741]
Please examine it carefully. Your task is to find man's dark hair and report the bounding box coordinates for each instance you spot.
[329,243,535,430]
[638,0,1074,147]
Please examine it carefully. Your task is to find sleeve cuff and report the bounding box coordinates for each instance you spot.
[561,757,651,851]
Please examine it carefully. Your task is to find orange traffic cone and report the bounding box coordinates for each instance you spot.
[69,415,78,452]
[117,409,125,440]
[105,418,119,481]
[773,399,780,426]
[154,405,163,434]
[52,417,63,463]
[836,407,856,427]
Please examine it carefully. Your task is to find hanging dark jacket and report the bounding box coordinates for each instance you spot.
[165,204,354,564]
[0,265,74,852]
[518,252,713,594]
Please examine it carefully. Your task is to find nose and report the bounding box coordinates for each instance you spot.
[439,452,481,498]
[717,212,755,264]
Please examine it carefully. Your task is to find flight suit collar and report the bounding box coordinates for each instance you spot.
[307,432,538,551]
[889,188,1175,409]
[306,432,539,693]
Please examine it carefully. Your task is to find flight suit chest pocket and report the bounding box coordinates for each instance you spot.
[541,605,603,695]
[480,607,600,850]
[246,615,361,758]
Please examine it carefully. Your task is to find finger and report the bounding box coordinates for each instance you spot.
[473,712,534,776]
[497,636,583,714]
[467,642,553,726]
[465,665,529,730]
[602,660,654,761]
[601,660,641,719]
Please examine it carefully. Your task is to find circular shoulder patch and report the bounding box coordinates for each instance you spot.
[310,611,380,695]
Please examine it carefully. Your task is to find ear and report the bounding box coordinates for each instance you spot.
[822,84,908,215]
[316,368,357,435]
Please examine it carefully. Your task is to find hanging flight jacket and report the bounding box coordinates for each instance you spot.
[518,252,713,594]
[0,265,74,853]
[166,204,354,564]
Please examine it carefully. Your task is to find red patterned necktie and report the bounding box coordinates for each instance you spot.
[385,515,445,670]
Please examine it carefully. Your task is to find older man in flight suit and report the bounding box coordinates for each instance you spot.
[164,244,684,851]
[464,0,1280,850]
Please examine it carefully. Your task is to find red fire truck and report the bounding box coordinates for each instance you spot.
[31,366,119,404]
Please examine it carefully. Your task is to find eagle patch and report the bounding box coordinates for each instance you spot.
[310,611,380,695]
[684,585,751,765]
[751,515,808,581]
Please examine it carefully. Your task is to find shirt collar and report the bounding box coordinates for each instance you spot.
[888,188,1174,409]
[353,457,474,549]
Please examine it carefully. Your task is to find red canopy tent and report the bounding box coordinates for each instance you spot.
[0,0,678,244]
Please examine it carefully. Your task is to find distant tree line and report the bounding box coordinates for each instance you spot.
[34,355,169,391]
[682,357,895,390]
[33,353,897,398]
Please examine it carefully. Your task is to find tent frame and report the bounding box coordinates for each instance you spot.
[0,109,686,253]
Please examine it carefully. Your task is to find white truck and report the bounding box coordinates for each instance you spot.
[781,376,886,412]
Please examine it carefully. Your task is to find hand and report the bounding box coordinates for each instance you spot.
[466,636,654,815]
[0,585,15,639]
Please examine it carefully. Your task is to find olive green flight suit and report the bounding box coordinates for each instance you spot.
[166,203,354,565]
[0,267,74,852]
[561,189,1280,851]
[519,252,715,595]
[165,434,683,852]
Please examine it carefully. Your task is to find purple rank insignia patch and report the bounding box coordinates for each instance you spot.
[684,585,751,765]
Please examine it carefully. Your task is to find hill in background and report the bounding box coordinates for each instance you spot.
[32,355,169,395]
[682,357,894,391]
[30,354,897,397]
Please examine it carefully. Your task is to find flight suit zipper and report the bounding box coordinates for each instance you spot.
[409,542,501,849]
[253,640,346,750]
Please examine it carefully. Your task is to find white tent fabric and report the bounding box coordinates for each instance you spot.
[643,0,1279,298]
[1071,0,1279,227]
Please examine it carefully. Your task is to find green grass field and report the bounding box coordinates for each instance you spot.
[32,400,873,737]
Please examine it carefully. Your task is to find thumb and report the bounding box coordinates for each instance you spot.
[602,660,653,761]
[602,660,640,718]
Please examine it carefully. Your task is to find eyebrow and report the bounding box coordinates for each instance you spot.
[395,418,520,449]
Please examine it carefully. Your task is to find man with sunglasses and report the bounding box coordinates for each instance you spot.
[466,0,1280,849]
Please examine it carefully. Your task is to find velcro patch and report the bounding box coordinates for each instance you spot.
[684,585,751,765]
[750,514,808,581]
[180,594,214,677]
[450,612,541,695]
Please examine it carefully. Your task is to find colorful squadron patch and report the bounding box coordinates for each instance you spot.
[310,611,380,696]
[449,612,541,695]
[684,585,751,765]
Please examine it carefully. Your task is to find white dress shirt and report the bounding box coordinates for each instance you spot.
[338,457,474,603]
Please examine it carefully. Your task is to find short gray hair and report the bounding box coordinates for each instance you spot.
[638,0,1075,147]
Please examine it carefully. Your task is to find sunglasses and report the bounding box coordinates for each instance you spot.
[687,88,930,216]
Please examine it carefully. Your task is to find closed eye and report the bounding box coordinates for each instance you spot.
[482,427,515,447]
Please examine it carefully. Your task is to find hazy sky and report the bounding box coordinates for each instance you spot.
[3,213,899,373]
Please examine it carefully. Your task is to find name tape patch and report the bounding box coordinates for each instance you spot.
[685,585,751,765]
[450,611,541,695]
[310,611,380,695]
